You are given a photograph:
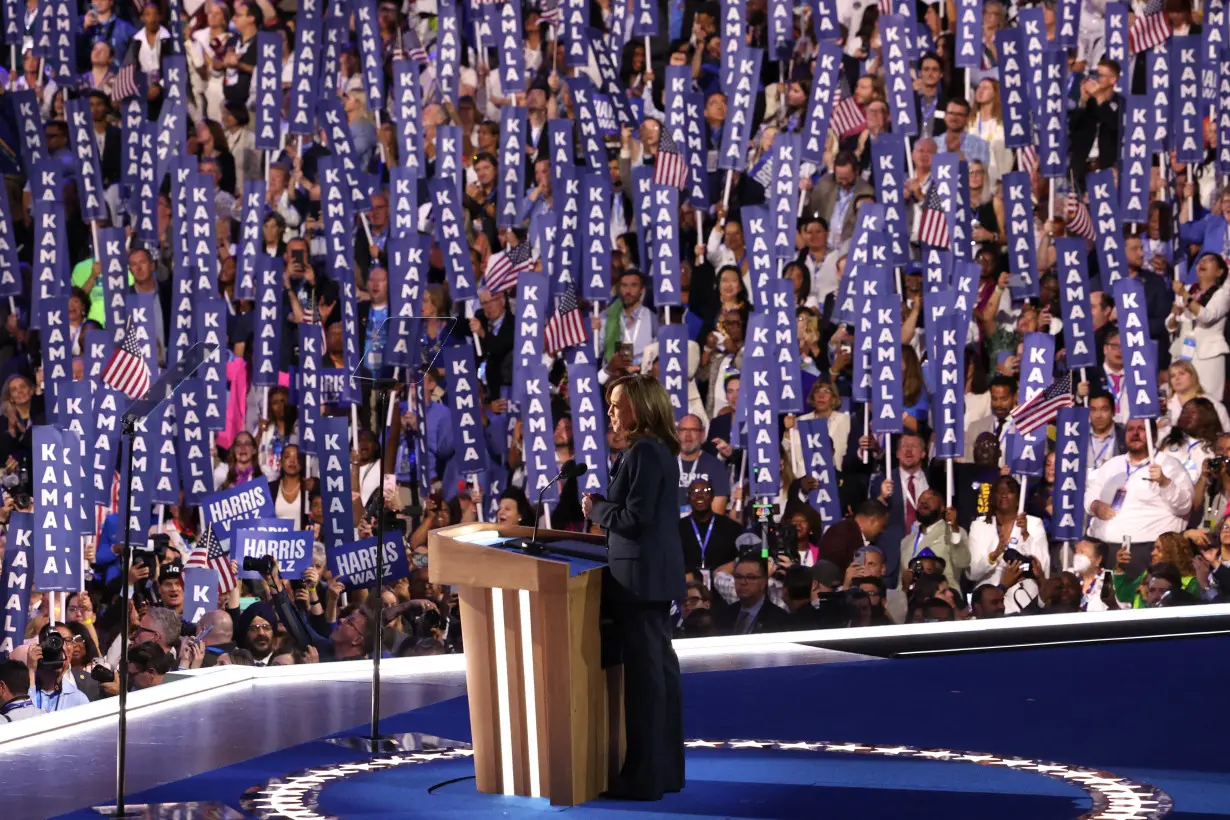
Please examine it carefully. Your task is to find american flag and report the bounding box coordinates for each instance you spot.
[1009,371,1074,436]
[1018,144,1039,176]
[1129,1,1172,53]
[484,241,535,295]
[919,183,950,248]
[878,0,893,15]
[539,1,562,25]
[405,30,429,63]
[185,526,238,594]
[101,318,152,400]
[544,279,587,354]
[1065,191,1095,241]
[654,128,689,189]
[111,64,140,104]
[832,88,867,139]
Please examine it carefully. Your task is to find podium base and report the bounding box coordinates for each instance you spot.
[93,802,245,819]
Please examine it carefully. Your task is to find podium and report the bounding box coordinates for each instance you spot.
[427,522,621,806]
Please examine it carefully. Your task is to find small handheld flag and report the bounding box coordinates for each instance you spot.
[919,183,951,248]
[484,241,535,295]
[1009,371,1074,436]
[185,525,238,594]
[101,318,152,400]
[544,279,587,354]
[653,129,689,190]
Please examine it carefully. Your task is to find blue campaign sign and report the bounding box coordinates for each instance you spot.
[768,278,804,414]
[1008,332,1054,478]
[150,404,180,507]
[1172,36,1203,163]
[1086,170,1129,289]
[200,478,277,544]
[1113,277,1160,419]
[1055,238,1098,369]
[183,568,218,624]
[33,426,78,591]
[1039,49,1069,178]
[554,169,581,291]
[236,180,265,300]
[287,0,322,135]
[803,43,842,165]
[797,417,842,527]
[922,246,952,294]
[548,119,575,194]
[436,0,461,103]
[297,325,321,457]
[1052,406,1089,541]
[1146,45,1170,154]
[428,177,477,301]
[1002,171,1040,301]
[565,76,606,169]
[871,132,909,266]
[0,511,31,655]
[194,296,227,431]
[234,525,311,580]
[176,379,215,505]
[389,166,418,239]
[881,15,917,137]
[254,257,284,386]
[768,133,801,261]
[354,0,384,112]
[996,28,1033,148]
[328,534,410,591]
[742,205,774,309]
[565,346,610,498]
[1202,2,1224,103]
[1105,4,1129,94]
[1020,8,1046,124]
[513,270,549,403]
[869,292,904,435]
[1119,96,1150,224]
[254,31,283,151]
[683,90,709,209]
[718,46,762,172]
[497,106,528,229]
[440,346,489,479]
[581,171,612,301]
[719,0,744,98]
[931,299,965,460]
[743,314,781,497]
[955,0,982,68]
[563,0,589,68]
[657,324,690,421]
[521,358,560,505]
[319,414,356,549]
[391,62,423,177]
[496,0,525,98]
[651,186,682,306]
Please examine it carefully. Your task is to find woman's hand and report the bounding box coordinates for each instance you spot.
[581,493,595,519]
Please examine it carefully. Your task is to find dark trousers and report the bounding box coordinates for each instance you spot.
[610,598,685,799]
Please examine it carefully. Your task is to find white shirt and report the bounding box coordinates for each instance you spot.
[899,467,928,515]
[1087,428,1118,474]
[137,27,171,76]
[1160,435,1212,485]
[967,514,1050,587]
[1084,452,1195,544]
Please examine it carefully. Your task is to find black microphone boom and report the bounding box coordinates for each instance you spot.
[517,460,587,554]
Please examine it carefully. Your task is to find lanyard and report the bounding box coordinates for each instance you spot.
[34,689,61,712]
[0,697,31,716]
[679,455,699,486]
[1125,459,1149,482]
[691,516,715,561]
[910,525,924,559]
[622,308,643,346]
[1090,435,1113,467]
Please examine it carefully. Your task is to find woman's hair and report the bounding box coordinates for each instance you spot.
[1148,200,1174,242]
[61,621,99,667]
[784,261,811,306]
[0,374,33,430]
[716,265,748,305]
[1194,253,1230,306]
[983,475,1021,524]
[975,78,1003,122]
[808,379,840,413]
[1176,396,1221,450]
[224,431,264,488]
[1168,359,1205,396]
[198,118,227,153]
[901,345,923,406]
[423,284,451,318]
[499,485,535,526]
[69,286,92,321]
[606,374,680,455]
[265,384,298,430]
[965,344,991,394]
[1154,532,1194,576]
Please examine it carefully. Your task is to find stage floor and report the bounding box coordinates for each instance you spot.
[9,636,1230,820]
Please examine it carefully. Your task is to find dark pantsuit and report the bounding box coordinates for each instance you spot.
[610,598,684,799]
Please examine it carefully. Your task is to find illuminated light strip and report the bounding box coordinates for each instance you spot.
[489,587,516,795]
[896,629,1230,656]
[519,589,541,798]
[239,740,1172,820]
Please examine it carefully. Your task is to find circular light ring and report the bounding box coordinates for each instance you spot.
[239,740,1172,820]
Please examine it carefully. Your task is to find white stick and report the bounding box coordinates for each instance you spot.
[1145,419,1155,462]
[7,297,14,314]
[592,303,601,358]
[643,36,651,68]
[946,458,959,544]
[374,110,386,166]
[351,404,360,451]
[1079,367,1088,406]
[905,146,915,180]
[90,220,101,261]
[894,266,903,295]
[1047,184,1054,224]
[157,503,165,530]
[964,69,970,101]
[48,592,56,626]
[1017,477,1028,515]
[360,212,377,249]
[720,171,734,225]
[696,212,706,265]
[1185,165,1193,223]
[735,451,748,512]
[862,412,869,465]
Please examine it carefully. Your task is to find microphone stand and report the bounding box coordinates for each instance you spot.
[516,461,585,554]
[369,377,399,751]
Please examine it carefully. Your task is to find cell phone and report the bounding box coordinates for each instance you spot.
[137,550,157,582]
[291,248,307,269]
[196,624,214,643]
[616,343,634,359]
[839,340,852,355]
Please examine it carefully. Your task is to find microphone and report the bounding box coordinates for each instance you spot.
[516,460,588,555]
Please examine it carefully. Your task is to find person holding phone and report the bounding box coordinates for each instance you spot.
[581,375,686,801]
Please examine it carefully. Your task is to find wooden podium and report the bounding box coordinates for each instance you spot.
[427,522,621,806]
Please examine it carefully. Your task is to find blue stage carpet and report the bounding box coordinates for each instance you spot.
[56,635,1230,819]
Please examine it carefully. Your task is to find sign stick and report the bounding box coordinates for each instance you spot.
[720,170,734,225]
[592,303,601,357]
[1145,418,1156,461]
[1017,477,1028,514]
[351,404,360,451]
[696,212,706,265]
[467,300,483,356]
[947,458,959,544]
[862,412,869,464]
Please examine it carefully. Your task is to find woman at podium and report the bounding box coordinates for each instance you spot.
[581,374,687,801]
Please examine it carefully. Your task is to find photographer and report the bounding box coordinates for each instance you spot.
[1190,432,1230,530]
[24,625,91,713]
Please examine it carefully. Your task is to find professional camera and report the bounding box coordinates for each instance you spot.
[1002,548,1036,577]
[2,465,31,509]
[1209,457,1225,474]
[243,555,277,576]
[39,629,65,667]
[90,663,116,684]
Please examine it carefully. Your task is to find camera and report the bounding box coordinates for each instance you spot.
[1209,457,1225,474]
[244,555,277,576]
[3,465,31,509]
[1003,548,1034,577]
[90,663,115,684]
[39,630,65,667]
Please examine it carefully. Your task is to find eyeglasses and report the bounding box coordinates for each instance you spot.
[732,574,765,582]
[689,487,714,496]
[248,623,274,634]
[67,605,92,615]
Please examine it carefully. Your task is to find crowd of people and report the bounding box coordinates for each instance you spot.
[3,0,1230,724]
